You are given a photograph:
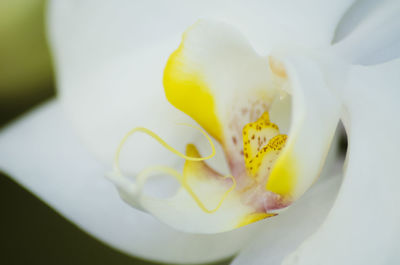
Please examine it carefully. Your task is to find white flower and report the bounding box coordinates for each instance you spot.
[1,0,399,264]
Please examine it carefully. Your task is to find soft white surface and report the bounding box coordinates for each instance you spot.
[172,19,277,117]
[47,0,355,172]
[46,0,356,235]
[276,54,341,199]
[106,19,276,234]
[107,19,347,234]
[233,173,342,265]
[227,0,355,52]
[0,101,268,264]
[333,0,400,64]
[282,59,400,265]
[1,1,381,264]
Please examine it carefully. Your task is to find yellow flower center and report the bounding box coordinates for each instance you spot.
[242,111,287,179]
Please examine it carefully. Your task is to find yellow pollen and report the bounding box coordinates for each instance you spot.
[242,111,287,178]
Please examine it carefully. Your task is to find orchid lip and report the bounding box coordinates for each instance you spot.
[107,19,340,234]
[108,60,294,230]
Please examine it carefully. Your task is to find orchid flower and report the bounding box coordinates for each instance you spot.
[1,0,400,264]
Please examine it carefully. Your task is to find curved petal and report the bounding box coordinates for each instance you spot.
[48,0,356,67]
[283,59,400,265]
[104,20,280,234]
[0,100,270,265]
[163,19,279,169]
[231,125,345,265]
[49,37,200,174]
[227,0,356,52]
[48,0,224,173]
[266,54,341,200]
[232,173,343,265]
[333,0,400,65]
[48,0,355,170]
[108,21,343,233]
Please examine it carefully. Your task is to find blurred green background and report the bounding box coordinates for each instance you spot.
[0,0,54,127]
[0,1,228,264]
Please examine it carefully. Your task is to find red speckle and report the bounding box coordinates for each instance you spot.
[232,136,237,145]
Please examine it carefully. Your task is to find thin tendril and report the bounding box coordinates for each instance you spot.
[112,124,235,214]
[113,125,215,175]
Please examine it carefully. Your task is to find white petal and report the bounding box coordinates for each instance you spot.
[232,171,343,265]
[232,127,345,265]
[112,20,268,234]
[0,100,270,264]
[333,0,400,64]
[265,54,341,200]
[109,22,344,233]
[226,0,356,52]
[51,37,201,174]
[48,0,222,173]
[163,19,279,165]
[283,59,400,265]
[128,172,256,234]
[47,1,351,234]
[48,0,355,169]
[48,0,355,66]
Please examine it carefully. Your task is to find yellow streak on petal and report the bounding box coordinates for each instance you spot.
[183,144,214,179]
[266,148,297,198]
[183,144,236,213]
[163,30,223,142]
[236,212,277,228]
